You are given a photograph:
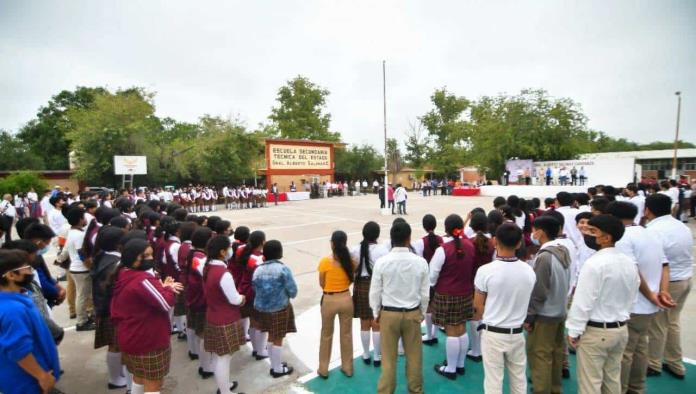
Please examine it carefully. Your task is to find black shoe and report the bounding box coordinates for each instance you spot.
[362,356,371,365]
[373,359,381,367]
[69,314,76,319]
[107,383,127,390]
[646,367,662,377]
[663,363,685,380]
[562,368,570,379]
[270,365,294,378]
[215,381,238,394]
[434,364,457,380]
[177,332,188,341]
[466,354,482,362]
[422,337,439,346]
[569,346,576,354]
[171,330,180,336]
[340,369,353,378]
[442,359,465,375]
[317,373,329,379]
[76,321,96,331]
[254,353,269,361]
[198,367,214,379]
[188,351,199,361]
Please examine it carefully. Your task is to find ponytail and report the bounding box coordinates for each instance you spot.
[422,214,439,252]
[444,214,465,257]
[357,221,380,278]
[239,230,265,267]
[331,230,354,283]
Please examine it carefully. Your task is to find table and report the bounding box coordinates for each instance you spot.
[451,187,481,196]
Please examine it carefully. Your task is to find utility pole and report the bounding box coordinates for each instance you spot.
[671,91,682,180]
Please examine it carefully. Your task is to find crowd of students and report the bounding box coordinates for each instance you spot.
[0,181,693,394]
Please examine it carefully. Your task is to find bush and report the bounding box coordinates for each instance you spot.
[0,172,48,196]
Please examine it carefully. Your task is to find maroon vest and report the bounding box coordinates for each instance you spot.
[434,238,476,296]
[421,234,444,263]
[185,250,206,310]
[204,264,241,325]
[178,242,192,272]
[162,239,180,280]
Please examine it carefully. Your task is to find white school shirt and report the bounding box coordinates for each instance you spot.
[40,196,52,215]
[555,206,582,248]
[565,247,640,338]
[369,247,430,318]
[0,200,16,217]
[350,243,387,277]
[27,192,38,203]
[615,225,666,315]
[628,195,645,225]
[167,236,181,267]
[66,227,87,272]
[474,258,536,328]
[645,215,693,281]
[48,209,67,235]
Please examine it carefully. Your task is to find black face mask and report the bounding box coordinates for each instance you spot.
[17,273,35,288]
[138,259,155,271]
[583,234,600,251]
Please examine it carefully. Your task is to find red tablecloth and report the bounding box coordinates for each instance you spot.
[451,187,481,196]
[267,192,288,202]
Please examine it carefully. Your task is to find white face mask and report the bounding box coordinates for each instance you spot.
[530,231,541,246]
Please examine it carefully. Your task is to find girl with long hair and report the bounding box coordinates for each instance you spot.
[236,230,267,359]
[412,214,444,345]
[466,212,495,362]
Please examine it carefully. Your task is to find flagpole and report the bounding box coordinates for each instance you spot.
[382,60,390,215]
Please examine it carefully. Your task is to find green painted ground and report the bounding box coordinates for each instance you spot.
[304,331,696,393]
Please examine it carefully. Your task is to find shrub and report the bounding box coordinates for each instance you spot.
[0,171,48,196]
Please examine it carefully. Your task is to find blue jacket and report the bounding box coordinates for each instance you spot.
[0,291,61,394]
[252,260,298,313]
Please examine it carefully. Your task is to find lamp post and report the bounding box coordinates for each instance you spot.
[671,91,682,180]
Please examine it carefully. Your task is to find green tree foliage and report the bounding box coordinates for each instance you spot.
[0,172,48,196]
[420,88,471,175]
[17,86,106,170]
[0,131,45,170]
[334,144,384,181]
[386,138,403,183]
[403,121,431,169]
[269,76,340,142]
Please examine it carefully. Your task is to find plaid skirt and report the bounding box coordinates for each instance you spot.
[432,292,473,326]
[352,277,373,319]
[186,307,207,337]
[94,316,118,350]
[257,305,297,341]
[173,292,187,316]
[204,320,245,356]
[122,347,171,380]
[240,302,253,319]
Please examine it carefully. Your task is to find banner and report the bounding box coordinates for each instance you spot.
[114,156,147,175]
[268,144,331,170]
[505,159,534,183]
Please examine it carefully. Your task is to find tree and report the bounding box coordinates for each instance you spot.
[0,131,45,171]
[268,76,340,141]
[17,86,107,170]
[0,172,48,196]
[334,144,384,181]
[403,121,431,169]
[420,88,471,175]
[386,138,404,184]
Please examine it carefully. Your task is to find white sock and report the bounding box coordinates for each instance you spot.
[241,317,250,340]
[468,320,481,356]
[271,345,284,373]
[398,338,404,355]
[106,352,127,386]
[360,331,371,358]
[199,337,214,372]
[213,354,232,393]
[257,331,269,356]
[186,328,197,354]
[249,327,257,349]
[457,333,469,368]
[424,314,434,340]
[174,315,186,331]
[131,382,144,394]
[372,332,381,360]
[144,392,160,394]
[126,372,132,390]
[445,337,460,373]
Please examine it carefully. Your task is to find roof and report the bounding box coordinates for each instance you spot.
[580,149,696,160]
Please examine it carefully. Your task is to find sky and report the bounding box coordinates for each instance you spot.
[1,0,695,149]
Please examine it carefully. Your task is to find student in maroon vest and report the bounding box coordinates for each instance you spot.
[177,221,198,361]
[467,212,495,362]
[227,226,250,340]
[185,227,215,378]
[153,216,174,275]
[203,235,246,394]
[430,214,477,380]
[111,238,183,394]
[236,231,267,360]
[413,214,444,346]
[162,221,186,339]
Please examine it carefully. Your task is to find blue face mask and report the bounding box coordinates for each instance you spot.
[530,233,541,246]
[38,246,50,255]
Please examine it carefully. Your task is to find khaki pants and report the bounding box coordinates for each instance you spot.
[527,320,565,394]
[621,313,654,394]
[647,279,691,374]
[378,309,423,394]
[481,330,527,394]
[318,291,354,376]
[576,325,628,394]
[71,272,92,325]
[67,272,76,315]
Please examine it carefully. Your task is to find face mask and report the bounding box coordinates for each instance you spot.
[138,258,155,271]
[583,234,600,251]
[38,246,50,255]
[17,273,35,288]
[530,232,541,246]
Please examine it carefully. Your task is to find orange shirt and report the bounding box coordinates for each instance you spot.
[318,256,351,292]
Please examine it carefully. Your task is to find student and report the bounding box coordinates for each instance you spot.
[90,226,127,390]
[0,249,61,394]
[317,230,355,378]
[525,216,571,394]
[177,221,198,359]
[227,226,250,341]
[566,215,640,394]
[411,214,443,346]
[253,240,298,378]
[369,221,429,394]
[394,184,408,215]
[350,221,386,365]
[473,223,536,394]
[1,194,17,243]
[62,207,94,331]
[644,194,693,379]
[23,223,67,309]
[467,212,494,362]
[430,214,476,380]
[111,239,182,394]
[203,235,246,394]
[387,184,395,215]
[236,231,268,360]
[162,221,186,339]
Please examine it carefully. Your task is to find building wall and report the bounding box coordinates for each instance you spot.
[270,174,332,193]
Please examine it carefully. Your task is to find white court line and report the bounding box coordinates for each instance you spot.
[261,219,346,231]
